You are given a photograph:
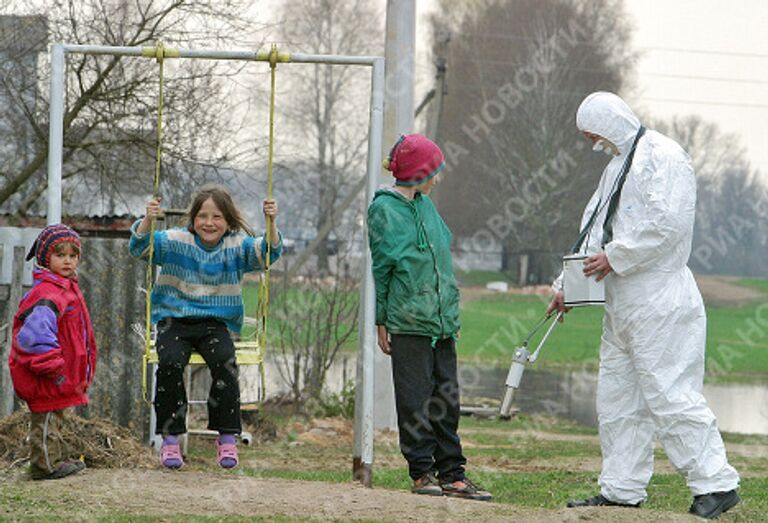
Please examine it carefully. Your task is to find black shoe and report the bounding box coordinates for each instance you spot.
[567,494,641,508]
[31,460,85,481]
[440,477,493,501]
[689,489,740,519]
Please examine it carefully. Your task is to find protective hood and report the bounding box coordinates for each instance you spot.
[576,92,641,154]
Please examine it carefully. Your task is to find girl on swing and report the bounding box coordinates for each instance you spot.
[129,184,282,469]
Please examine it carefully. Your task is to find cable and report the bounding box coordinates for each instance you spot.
[442,56,768,86]
[430,80,768,110]
[452,31,768,59]
[642,46,768,59]
[641,97,768,110]
[639,71,768,86]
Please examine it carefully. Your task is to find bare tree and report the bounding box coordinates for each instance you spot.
[275,0,382,273]
[1,0,268,215]
[431,0,636,282]
[272,246,360,405]
[652,115,748,182]
[655,115,768,277]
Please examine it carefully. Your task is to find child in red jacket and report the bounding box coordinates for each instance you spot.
[9,224,98,480]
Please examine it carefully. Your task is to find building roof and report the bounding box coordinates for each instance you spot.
[0,214,138,238]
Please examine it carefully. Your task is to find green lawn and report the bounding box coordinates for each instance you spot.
[457,280,768,379]
[241,284,359,349]
[454,269,517,287]
[243,277,768,378]
[457,293,605,366]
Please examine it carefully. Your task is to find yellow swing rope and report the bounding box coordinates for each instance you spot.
[139,43,281,403]
[141,42,167,403]
[255,44,279,400]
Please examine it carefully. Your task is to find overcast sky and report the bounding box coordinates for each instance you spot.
[626,0,768,179]
[414,0,768,181]
[9,0,765,180]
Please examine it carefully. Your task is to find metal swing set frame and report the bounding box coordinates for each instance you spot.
[45,42,384,485]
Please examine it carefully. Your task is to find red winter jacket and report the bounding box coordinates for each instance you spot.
[9,269,98,412]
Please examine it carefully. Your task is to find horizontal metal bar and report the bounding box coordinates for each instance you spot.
[59,44,378,66]
[62,44,258,61]
[288,52,379,66]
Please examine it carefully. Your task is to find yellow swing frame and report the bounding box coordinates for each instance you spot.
[141,43,284,404]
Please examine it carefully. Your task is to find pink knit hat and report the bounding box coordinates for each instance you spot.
[383,134,445,187]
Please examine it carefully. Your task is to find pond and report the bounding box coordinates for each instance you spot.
[234,356,768,436]
[459,365,768,436]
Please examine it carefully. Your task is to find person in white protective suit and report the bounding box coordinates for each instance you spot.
[546,92,741,519]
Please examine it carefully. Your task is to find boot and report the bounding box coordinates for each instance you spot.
[689,489,740,519]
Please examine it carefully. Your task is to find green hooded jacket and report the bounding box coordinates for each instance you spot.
[367,188,460,341]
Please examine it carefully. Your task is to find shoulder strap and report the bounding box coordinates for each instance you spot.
[569,126,646,254]
[569,196,601,254]
[601,126,646,247]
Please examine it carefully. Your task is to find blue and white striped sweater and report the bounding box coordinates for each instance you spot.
[129,221,282,332]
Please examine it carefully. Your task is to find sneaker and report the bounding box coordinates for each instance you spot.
[411,472,443,496]
[567,494,641,508]
[31,460,86,481]
[160,437,184,469]
[689,489,740,519]
[215,436,239,469]
[440,477,492,501]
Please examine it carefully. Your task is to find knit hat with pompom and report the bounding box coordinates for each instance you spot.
[25,224,81,268]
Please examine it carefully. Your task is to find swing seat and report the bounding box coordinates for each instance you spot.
[146,338,265,451]
[146,339,263,365]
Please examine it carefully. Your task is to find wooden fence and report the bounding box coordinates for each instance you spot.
[1,234,150,436]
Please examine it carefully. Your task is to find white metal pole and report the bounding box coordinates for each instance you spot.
[353,57,385,488]
[44,44,384,472]
[47,44,65,224]
[369,0,417,433]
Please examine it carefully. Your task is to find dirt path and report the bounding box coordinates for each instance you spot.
[695,274,765,305]
[1,468,700,522]
[2,416,760,521]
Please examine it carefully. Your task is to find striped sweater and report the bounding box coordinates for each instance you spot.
[128,221,282,332]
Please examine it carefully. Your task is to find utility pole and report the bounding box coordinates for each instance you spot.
[382,0,417,152]
[422,23,450,208]
[425,26,450,141]
[376,0,416,431]
[353,0,416,488]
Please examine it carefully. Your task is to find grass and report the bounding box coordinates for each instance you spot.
[241,284,359,351]
[240,275,768,377]
[736,278,768,295]
[2,413,767,521]
[457,293,604,365]
[461,412,600,436]
[454,269,517,287]
[228,414,768,519]
[457,279,768,378]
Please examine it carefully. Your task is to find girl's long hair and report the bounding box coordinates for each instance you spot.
[185,184,256,237]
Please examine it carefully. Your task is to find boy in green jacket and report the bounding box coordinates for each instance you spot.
[367,134,491,501]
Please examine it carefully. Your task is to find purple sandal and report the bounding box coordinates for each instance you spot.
[160,438,184,469]
[216,437,239,469]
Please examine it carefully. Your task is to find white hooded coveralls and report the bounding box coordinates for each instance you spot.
[559,92,739,504]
